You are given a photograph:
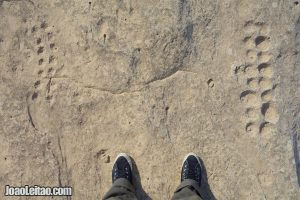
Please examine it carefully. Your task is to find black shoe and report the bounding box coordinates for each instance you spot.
[181,153,202,186]
[112,153,133,184]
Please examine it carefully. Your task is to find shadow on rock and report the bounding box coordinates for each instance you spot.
[131,157,152,200]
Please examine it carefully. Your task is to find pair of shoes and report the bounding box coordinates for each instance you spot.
[112,152,202,186]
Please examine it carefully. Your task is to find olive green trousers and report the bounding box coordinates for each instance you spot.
[103,178,203,200]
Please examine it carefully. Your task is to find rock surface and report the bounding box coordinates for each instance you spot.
[1,0,300,199]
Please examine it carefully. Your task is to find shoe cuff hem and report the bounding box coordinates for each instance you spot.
[113,178,134,192]
[175,179,201,195]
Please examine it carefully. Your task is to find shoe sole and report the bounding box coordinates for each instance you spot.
[114,153,133,170]
[182,152,202,168]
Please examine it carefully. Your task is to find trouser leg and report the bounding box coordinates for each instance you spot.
[103,178,137,200]
[171,179,203,200]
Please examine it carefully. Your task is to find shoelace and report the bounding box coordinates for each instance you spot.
[114,166,130,180]
[183,162,200,181]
